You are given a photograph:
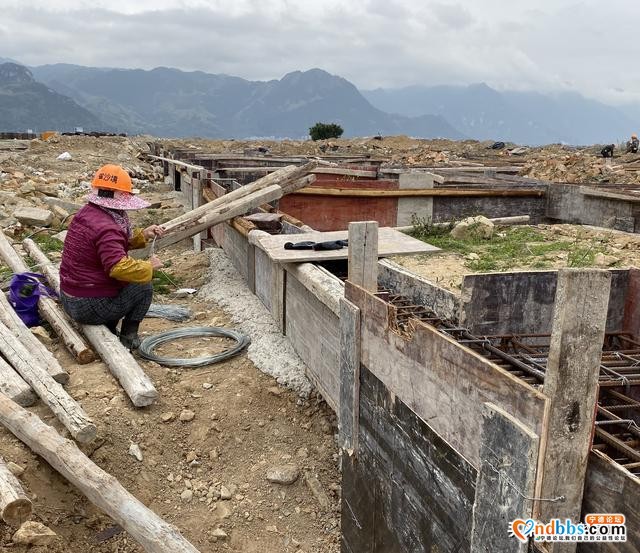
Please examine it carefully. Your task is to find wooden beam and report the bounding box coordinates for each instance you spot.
[0,232,94,364]
[471,403,539,553]
[538,269,611,553]
[147,155,204,172]
[293,187,544,197]
[0,280,68,384]
[282,263,344,316]
[0,321,96,443]
[0,455,32,526]
[216,166,378,178]
[338,297,360,454]
[581,187,640,203]
[0,393,201,553]
[21,242,158,408]
[348,222,379,292]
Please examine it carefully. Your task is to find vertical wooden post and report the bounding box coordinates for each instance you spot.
[191,172,203,252]
[538,269,611,553]
[339,297,360,454]
[348,222,379,292]
[471,403,539,553]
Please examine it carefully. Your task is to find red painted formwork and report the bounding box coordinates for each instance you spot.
[278,174,399,231]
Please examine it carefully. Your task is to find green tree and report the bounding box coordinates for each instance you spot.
[309,122,344,141]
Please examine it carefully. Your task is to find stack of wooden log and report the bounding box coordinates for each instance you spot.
[0,161,320,552]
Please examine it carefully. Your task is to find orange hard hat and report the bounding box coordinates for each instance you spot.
[91,164,133,193]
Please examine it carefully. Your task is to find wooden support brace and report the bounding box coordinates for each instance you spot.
[0,393,201,553]
[21,241,158,408]
[0,232,94,364]
[348,222,379,292]
[471,402,539,553]
[0,321,96,443]
[0,455,32,526]
[339,297,361,454]
[538,269,611,553]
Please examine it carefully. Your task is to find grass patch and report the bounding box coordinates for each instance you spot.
[152,269,181,295]
[409,217,614,272]
[32,233,64,254]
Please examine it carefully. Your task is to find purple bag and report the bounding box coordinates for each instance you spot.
[8,272,56,327]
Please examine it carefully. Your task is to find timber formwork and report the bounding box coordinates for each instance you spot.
[153,146,640,553]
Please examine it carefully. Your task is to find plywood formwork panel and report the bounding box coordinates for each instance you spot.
[285,273,340,411]
[345,280,548,468]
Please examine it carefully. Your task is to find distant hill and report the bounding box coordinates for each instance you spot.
[0,63,108,132]
[30,65,463,139]
[363,83,639,145]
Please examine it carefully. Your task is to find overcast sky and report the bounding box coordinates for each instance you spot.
[1,0,638,104]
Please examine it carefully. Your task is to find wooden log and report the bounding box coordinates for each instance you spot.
[471,403,539,553]
[18,242,158,408]
[162,161,318,233]
[348,222,379,292]
[0,288,69,384]
[293,187,544,197]
[0,232,94,364]
[0,356,36,407]
[0,322,96,443]
[538,269,611,553]
[0,455,32,526]
[0,393,201,553]
[134,175,315,257]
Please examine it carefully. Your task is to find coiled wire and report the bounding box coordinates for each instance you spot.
[139,326,250,368]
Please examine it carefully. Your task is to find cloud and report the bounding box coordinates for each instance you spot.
[0,0,639,104]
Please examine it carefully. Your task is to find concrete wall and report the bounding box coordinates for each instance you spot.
[547,184,637,232]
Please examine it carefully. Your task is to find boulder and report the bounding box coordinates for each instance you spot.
[450,216,494,240]
[13,207,54,227]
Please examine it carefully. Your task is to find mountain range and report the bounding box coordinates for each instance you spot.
[1,58,639,145]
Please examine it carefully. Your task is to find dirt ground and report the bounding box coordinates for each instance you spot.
[394,223,640,292]
[0,136,340,552]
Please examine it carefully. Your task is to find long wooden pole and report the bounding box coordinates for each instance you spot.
[0,356,35,407]
[0,455,32,526]
[0,393,201,553]
[20,241,158,408]
[0,290,68,384]
[161,161,319,233]
[0,321,96,443]
[0,232,94,364]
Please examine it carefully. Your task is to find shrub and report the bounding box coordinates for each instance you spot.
[309,122,344,141]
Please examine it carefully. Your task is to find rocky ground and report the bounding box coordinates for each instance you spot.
[0,135,340,552]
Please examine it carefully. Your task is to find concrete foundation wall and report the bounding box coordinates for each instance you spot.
[547,184,637,232]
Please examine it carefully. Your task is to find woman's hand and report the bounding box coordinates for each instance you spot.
[150,255,164,270]
[143,225,165,240]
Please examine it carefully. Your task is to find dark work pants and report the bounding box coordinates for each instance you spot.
[61,283,153,327]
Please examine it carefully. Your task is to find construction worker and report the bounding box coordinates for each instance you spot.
[627,134,639,154]
[59,164,164,350]
[601,144,615,158]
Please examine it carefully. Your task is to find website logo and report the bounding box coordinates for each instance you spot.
[509,514,626,543]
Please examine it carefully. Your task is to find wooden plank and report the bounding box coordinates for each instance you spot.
[345,280,548,468]
[217,166,379,178]
[581,188,640,203]
[294,187,545,197]
[285,273,340,411]
[579,450,640,552]
[147,155,204,172]
[341,366,477,553]
[254,227,439,264]
[538,269,611,552]
[338,298,360,453]
[471,403,539,553]
[348,222,379,292]
[283,263,344,316]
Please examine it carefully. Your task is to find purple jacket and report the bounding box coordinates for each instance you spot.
[60,203,130,297]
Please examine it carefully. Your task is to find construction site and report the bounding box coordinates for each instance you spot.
[0,133,638,553]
